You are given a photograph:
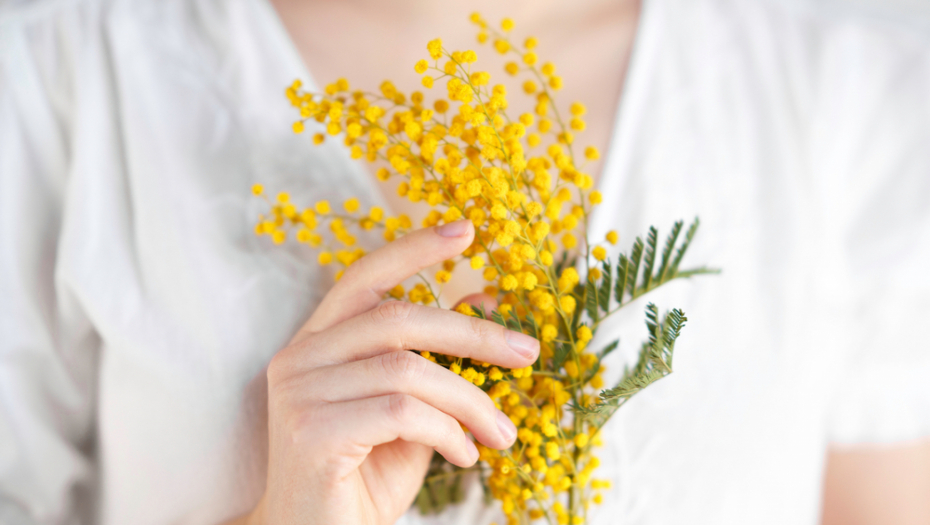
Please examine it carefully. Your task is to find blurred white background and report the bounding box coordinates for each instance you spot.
[798,0,930,32]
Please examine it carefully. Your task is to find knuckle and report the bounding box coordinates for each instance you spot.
[371,300,416,324]
[267,375,303,419]
[386,393,415,423]
[282,407,309,436]
[266,337,316,386]
[284,407,322,447]
[380,350,427,386]
[266,349,290,386]
[468,316,503,348]
[438,413,463,444]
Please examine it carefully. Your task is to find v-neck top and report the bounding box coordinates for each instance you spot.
[2,0,929,524]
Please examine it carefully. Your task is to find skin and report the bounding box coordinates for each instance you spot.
[224,0,930,523]
[821,440,930,525]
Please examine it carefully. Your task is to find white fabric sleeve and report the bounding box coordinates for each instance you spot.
[0,13,99,524]
[820,24,930,445]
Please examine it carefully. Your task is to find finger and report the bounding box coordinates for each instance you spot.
[301,220,474,335]
[308,393,479,468]
[293,301,539,370]
[304,351,517,450]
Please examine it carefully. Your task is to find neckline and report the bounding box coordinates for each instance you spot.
[253,0,656,237]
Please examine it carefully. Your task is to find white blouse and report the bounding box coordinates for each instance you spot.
[1,0,928,524]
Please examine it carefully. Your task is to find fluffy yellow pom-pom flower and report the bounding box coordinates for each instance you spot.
[541,324,558,342]
[592,246,607,261]
[576,325,593,343]
[501,274,519,291]
[520,272,538,291]
[606,230,619,245]
[343,198,360,213]
[427,38,443,59]
[540,250,554,266]
[559,295,577,314]
[562,233,578,250]
[574,433,589,448]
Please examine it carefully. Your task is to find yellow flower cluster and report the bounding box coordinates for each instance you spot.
[256,13,629,525]
[251,185,414,281]
[438,301,615,525]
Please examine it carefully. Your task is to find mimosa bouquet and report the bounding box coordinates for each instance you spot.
[253,13,715,525]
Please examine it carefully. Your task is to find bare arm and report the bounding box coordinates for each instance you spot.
[821,439,930,525]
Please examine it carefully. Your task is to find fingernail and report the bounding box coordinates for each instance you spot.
[465,438,479,462]
[505,330,539,360]
[496,410,517,443]
[436,219,471,238]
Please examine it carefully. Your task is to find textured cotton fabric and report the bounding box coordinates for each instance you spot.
[1,0,929,524]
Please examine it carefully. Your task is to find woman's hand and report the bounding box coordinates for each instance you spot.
[239,219,539,525]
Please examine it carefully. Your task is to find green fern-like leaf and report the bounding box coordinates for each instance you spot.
[581,338,620,385]
[615,254,631,304]
[597,339,620,361]
[602,368,667,400]
[576,304,687,420]
[585,278,599,322]
[470,304,488,319]
[598,260,612,312]
[641,226,659,293]
[656,220,683,284]
[552,342,572,369]
[523,311,539,341]
[627,238,644,297]
[670,217,700,276]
